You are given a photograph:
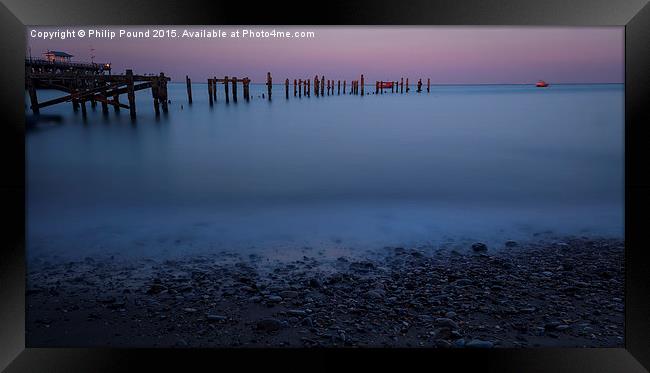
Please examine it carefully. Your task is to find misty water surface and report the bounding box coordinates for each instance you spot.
[26,83,624,260]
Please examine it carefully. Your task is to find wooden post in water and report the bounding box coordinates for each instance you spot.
[320,76,325,96]
[212,77,217,101]
[245,78,251,101]
[294,79,297,97]
[90,80,96,109]
[126,69,136,119]
[417,78,422,93]
[400,77,404,93]
[186,76,193,104]
[79,79,87,117]
[406,78,409,93]
[326,80,330,96]
[208,79,213,105]
[26,69,39,115]
[232,76,238,103]
[266,72,272,100]
[285,78,289,99]
[113,91,120,112]
[160,73,168,113]
[80,98,87,117]
[298,79,302,98]
[360,74,364,96]
[71,75,79,112]
[375,81,379,95]
[343,80,346,94]
[152,77,160,115]
[314,75,319,96]
[224,76,229,103]
[337,80,340,95]
[427,78,430,93]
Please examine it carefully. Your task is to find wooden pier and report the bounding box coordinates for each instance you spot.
[25,58,170,119]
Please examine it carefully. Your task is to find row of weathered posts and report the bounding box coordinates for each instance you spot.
[206,76,253,104]
[25,60,435,118]
[195,73,433,103]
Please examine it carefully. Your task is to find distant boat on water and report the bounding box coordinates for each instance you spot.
[536,80,549,87]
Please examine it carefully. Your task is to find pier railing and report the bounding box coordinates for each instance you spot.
[25,58,111,73]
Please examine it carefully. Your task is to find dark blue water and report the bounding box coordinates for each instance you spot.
[26,83,624,260]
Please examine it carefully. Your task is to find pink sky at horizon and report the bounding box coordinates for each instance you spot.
[27,26,624,84]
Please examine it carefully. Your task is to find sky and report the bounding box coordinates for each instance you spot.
[26,26,624,84]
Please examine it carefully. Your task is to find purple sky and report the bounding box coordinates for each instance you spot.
[27,26,624,84]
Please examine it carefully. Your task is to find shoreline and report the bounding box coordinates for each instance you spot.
[26,237,624,348]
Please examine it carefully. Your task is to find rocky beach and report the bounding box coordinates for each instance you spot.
[26,236,624,348]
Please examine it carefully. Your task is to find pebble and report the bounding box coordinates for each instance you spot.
[434,318,459,330]
[256,318,284,332]
[466,339,494,348]
[471,243,488,252]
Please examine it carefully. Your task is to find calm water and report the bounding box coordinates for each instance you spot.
[26,83,624,260]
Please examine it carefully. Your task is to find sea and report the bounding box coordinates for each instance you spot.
[25,83,624,261]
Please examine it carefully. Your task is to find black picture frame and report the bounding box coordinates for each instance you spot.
[1,0,648,371]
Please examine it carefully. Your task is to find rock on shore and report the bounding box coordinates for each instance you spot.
[26,237,624,348]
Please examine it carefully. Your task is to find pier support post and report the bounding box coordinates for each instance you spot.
[160,73,168,113]
[71,77,79,112]
[427,78,430,93]
[343,80,346,94]
[298,79,302,98]
[113,92,120,112]
[152,78,160,115]
[100,83,109,114]
[186,75,193,104]
[361,75,364,96]
[208,79,214,105]
[400,77,404,93]
[417,78,422,93]
[224,76,229,103]
[266,72,272,100]
[232,77,238,103]
[406,78,409,93]
[306,79,310,96]
[314,75,319,96]
[243,78,250,101]
[337,80,340,95]
[26,72,39,115]
[294,79,297,97]
[126,69,136,119]
[320,76,325,96]
[212,77,217,101]
[80,98,87,117]
[285,78,289,99]
[90,80,96,108]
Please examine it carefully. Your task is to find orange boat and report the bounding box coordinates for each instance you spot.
[536,80,549,87]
